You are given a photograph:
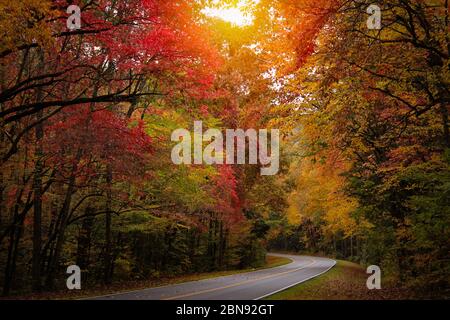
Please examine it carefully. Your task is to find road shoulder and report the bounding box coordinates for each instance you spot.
[4,255,292,300]
[265,260,413,300]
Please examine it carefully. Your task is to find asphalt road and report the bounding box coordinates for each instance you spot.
[90,253,336,300]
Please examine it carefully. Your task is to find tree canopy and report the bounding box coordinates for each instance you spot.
[0,0,448,298]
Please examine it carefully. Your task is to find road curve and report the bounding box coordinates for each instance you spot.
[89,254,336,300]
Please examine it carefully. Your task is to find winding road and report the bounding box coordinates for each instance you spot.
[90,253,336,300]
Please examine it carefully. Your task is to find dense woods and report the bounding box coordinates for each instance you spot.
[0,0,448,298]
[263,0,450,297]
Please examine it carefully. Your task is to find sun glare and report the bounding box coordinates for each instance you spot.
[202,1,255,26]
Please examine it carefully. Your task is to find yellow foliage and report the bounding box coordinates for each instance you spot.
[287,155,370,238]
[0,0,55,54]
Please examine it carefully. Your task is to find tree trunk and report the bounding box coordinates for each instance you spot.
[350,236,353,257]
[440,104,449,148]
[3,226,17,296]
[76,207,95,272]
[0,163,3,227]
[32,49,45,292]
[45,151,80,290]
[218,220,224,267]
[2,215,24,296]
[104,164,113,284]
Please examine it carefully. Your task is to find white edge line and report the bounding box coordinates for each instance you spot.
[253,259,337,300]
[80,255,297,300]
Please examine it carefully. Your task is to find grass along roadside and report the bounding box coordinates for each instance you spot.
[265,260,413,300]
[3,255,292,300]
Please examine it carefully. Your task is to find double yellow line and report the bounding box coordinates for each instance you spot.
[163,257,316,300]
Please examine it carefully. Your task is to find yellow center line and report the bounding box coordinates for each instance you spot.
[162,257,316,300]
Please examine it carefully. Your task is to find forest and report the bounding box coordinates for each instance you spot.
[0,0,448,299]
